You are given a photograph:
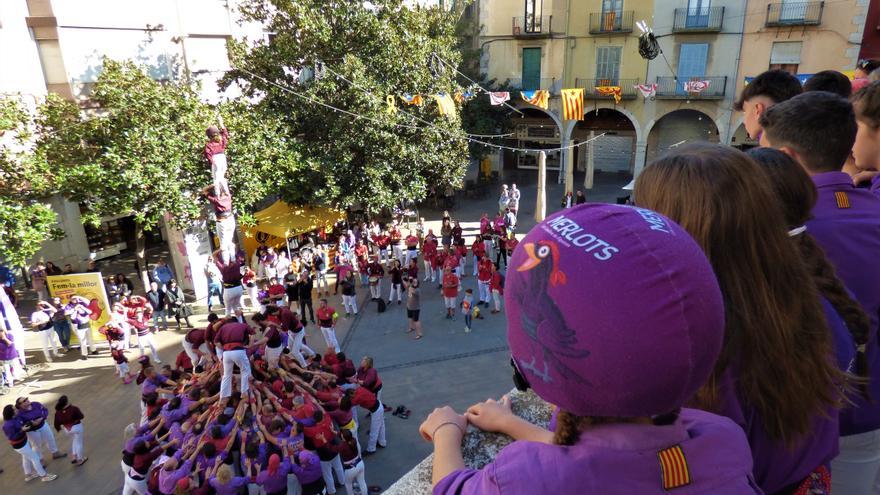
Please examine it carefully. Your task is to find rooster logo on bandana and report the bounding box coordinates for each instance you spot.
[515,240,592,385]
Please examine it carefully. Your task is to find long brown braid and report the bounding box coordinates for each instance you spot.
[796,233,871,395]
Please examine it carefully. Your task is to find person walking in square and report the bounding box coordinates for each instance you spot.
[340,273,358,318]
[146,281,169,332]
[404,276,423,340]
[388,260,404,306]
[298,271,315,326]
[53,395,87,466]
[316,299,340,353]
[366,257,384,301]
[461,289,474,333]
[442,268,459,320]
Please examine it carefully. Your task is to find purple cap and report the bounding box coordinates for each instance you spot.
[505,204,724,417]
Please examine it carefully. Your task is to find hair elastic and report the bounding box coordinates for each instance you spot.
[787,225,807,237]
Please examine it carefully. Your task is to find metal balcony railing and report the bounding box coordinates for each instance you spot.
[655,76,727,99]
[589,11,634,34]
[672,6,724,32]
[765,1,823,27]
[508,78,561,94]
[512,15,552,36]
[576,78,638,100]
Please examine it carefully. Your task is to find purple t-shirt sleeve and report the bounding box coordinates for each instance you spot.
[434,467,500,495]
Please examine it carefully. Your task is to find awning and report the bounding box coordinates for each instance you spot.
[240,201,344,257]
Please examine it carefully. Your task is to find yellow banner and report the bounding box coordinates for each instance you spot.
[46,273,111,345]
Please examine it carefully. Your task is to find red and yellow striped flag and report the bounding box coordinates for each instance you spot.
[561,88,584,121]
[835,191,850,209]
[658,445,691,490]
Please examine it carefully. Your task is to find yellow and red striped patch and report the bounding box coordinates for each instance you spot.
[658,445,691,490]
[835,191,850,209]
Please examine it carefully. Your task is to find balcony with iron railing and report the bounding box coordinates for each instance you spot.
[507,78,561,94]
[672,6,724,33]
[512,15,552,37]
[655,76,727,99]
[576,78,638,100]
[765,1,823,27]
[589,11,634,35]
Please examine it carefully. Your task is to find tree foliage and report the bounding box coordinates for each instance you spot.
[226,0,470,211]
[0,96,63,266]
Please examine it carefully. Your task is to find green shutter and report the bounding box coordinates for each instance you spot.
[522,48,541,90]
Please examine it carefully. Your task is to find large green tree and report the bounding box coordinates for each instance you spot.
[36,59,308,285]
[0,97,63,267]
[226,0,470,211]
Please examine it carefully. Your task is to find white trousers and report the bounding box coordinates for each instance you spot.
[405,249,418,267]
[287,330,314,368]
[40,329,59,360]
[247,285,260,311]
[212,153,230,196]
[492,289,502,311]
[75,324,95,357]
[366,402,387,452]
[378,248,389,265]
[320,454,345,495]
[15,441,46,477]
[182,340,209,368]
[223,285,244,316]
[478,280,491,303]
[63,423,84,460]
[220,349,251,398]
[369,282,381,299]
[27,422,58,457]
[342,295,358,315]
[315,271,328,291]
[388,283,402,302]
[831,428,880,495]
[484,240,494,261]
[116,361,130,378]
[472,256,480,276]
[137,333,160,363]
[265,345,283,368]
[320,326,340,353]
[344,460,368,495]
[217,216,237,256]
[122,473,147,495]
[392,245,404,265]
[423,259,432,280]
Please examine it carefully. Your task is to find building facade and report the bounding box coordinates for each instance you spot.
[478,0,870,183]
[2,0,263,274]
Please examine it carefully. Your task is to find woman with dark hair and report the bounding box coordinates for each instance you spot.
[53,395,87,466]
[44,261,62,276]
[3,404,57,482]
[635,143,846,494]
[440,218,453,250]
[115,273,134,298]
[165,279,193,330]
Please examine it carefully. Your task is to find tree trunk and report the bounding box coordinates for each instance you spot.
[135,222,149,291]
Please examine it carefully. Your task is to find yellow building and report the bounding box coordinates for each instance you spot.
[730,0,869,147]
[478,0,653,184]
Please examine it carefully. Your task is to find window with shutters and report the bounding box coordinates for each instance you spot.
[769,41,801,74]
[676,43,709,95]
[596,46,622,86]
[522,47,542,90]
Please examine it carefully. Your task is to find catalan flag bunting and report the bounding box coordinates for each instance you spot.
[432,93,457,118]
[489,92,511,106]
[386,95,397,114]
[634,83,657,99]
[454,91,476,104]
[520,90,549,109]
[595,86,622,104]
[683,80,711,93]
[400,94,424,106]
[658,445,691,490]
[561,88,584,120]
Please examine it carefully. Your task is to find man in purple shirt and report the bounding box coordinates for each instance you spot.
[15,397,66,461]
[761,90,880,493]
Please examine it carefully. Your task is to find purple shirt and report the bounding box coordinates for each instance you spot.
[715,369,838,494]
[209,475,250,495]
[2,417,26,445]
[65,303,91,326]
[290,450,323,485]
[161,403,191,424]
[808,171,880,435]
[435,408,759,495]
[158,459,193,495]
[15,402,49,426]
[256,458,292,493]
[125,432,154,453]
[141,374,168,395]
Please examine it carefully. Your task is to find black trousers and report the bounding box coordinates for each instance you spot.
[300,298,314,324]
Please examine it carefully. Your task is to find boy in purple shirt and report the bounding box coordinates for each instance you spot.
[420,205,759,495]
[761,90,880,494]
